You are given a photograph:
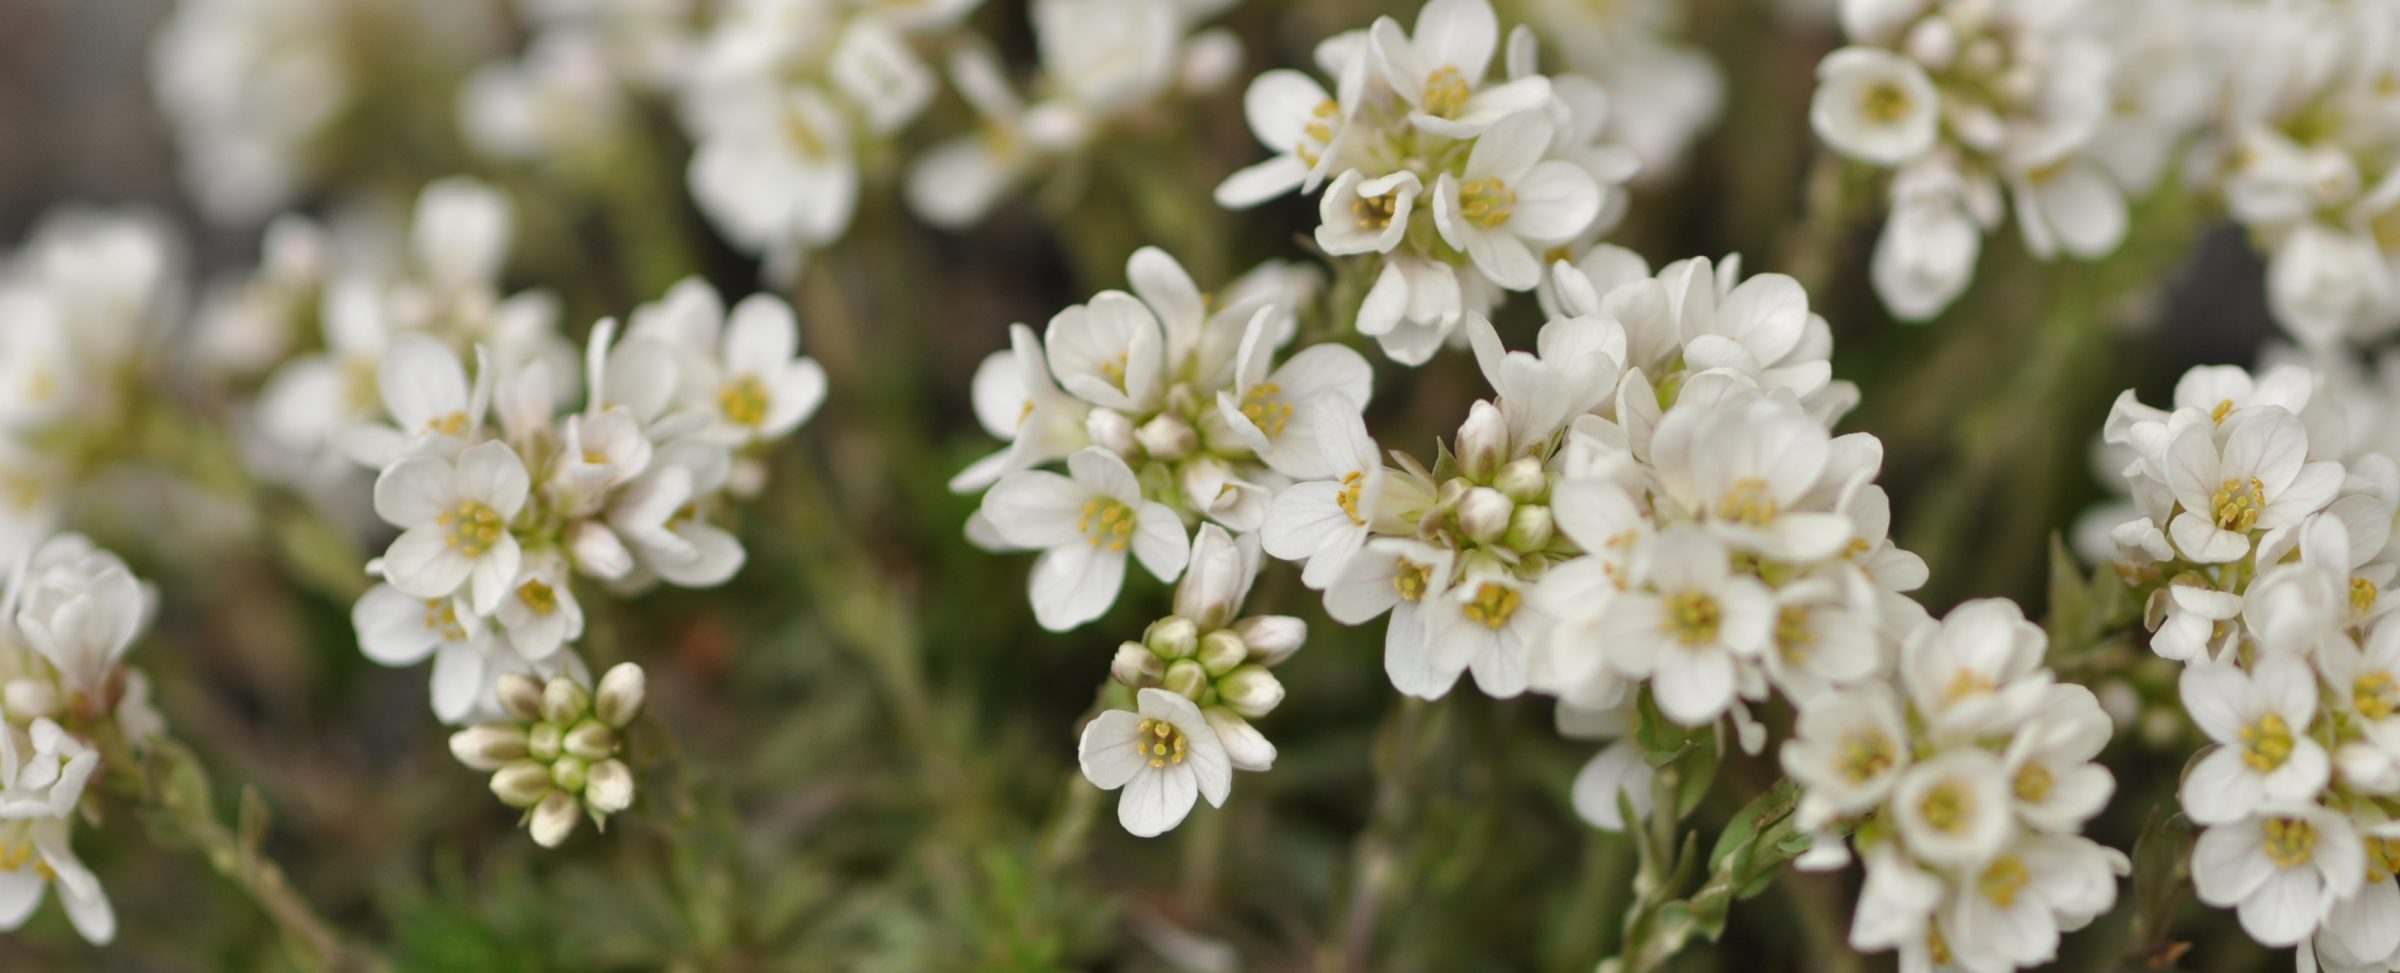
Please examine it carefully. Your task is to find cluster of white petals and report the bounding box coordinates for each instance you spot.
[1218,0,1639,364]
[0,535,173,946]
[958,247,1340,631]
[2102,361,2400,969]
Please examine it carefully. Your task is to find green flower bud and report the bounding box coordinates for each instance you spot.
[1197,630,1248,675]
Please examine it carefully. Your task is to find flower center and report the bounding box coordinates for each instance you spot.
[1296,99,1338,168]
[2210,477,2266,532]
[784,106,829,159]
[1978,856,2029,906]
[1919,781,1972,833]
[1136,718,1187,769]
[1077,497,1135,551]
[1422,65,1470,117]
[1775,605,1815,664]
[0,821,47,879]
[1351,191,1401,232]
[1458,178,1516,229]
[2354,577,2380,617]
[2358,673,2400,721]
[1943,669,1994,703]
[518,579,559,616]
[1462,581,1520,630]
[428,411,469,436]
[1662,591,1722,646]
[1336,470,1367,525]
[1393,558,1433,602]
[1838,730,1894,784]
[438,500,506,558]
[1861,80,1914,124]
[1240,383,1292,437]
[2264,817,2318,868]
[2240,713,2295,771]
[2370,836,2400,883]
[2014,763,2053,803]
[1718,477,1779,527]
[421,599,469,640]
[2210,398,2236,424]
[1099,353,1130,393]
[719,375,771,427]
[1926,927,1953,966]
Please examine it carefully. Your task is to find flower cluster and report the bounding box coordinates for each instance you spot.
[151,0,356,223]
[2100,361,2400,967]
[1217,0,1638,364]
[451,664,647,848]
[961,247,1341,631]
[1509,0,1725,178]
[0,210,182,567]
[0,535,175,946]
[1811,0,2137,320]
[1077,525,1304,835]
[461,0,696,164]
[1782,600,2126,972]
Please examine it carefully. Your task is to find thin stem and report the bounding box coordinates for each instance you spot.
[1318,697,1429,973]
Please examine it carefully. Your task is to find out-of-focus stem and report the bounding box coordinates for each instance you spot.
[1318,697,1428,973]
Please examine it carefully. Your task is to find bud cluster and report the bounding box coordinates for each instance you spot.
[453,664,646,848]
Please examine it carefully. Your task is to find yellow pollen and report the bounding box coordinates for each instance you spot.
[1775,605,1815,664]
[1393,558,1433,603]
[2358,672,2400,721]
[1351,191,1401,232]
[719,375,771,427]
[1861,80,1914,124]
[1919,781,1971,833]
[1099,353,1129,392]
[1461,581,1520,630]
[1944,669,1994,703]
[2211,477,2266,532]
[1719,477,1779,527]
[1662,591,1722,647]
[428,411,469,436]
[2014,763,2054,804]
[517,579,559,616]
[1016,399,1036,429]
[2211,398,2237,424]
[1077,497,1135,552]
[1136,718,1189,769]
[1336,470,1367,525]
[436,500,506,559]
[1296,99,1337,168]
[2369,836,2400,883]
[2264,817,2318,868]
[1423,65,1470,117]
[1240,383,1293,438]
[2354,577,2380,617]
[1838,730,1894,784]
[1978,856,2030,907]
[582,450,608,466]
[421,599,468,641]
[2240,713,2295,771]
[1458,177,1516,229]
[1927,927,1953,966]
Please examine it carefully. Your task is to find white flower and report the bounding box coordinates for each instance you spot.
[1078,687,1233,837]
[0,816,113,945]
[1431,111,1602,290]
[604,440,748,589]
[1889,747,2013,869]
[1647,395,1854,562]
[1416,563,1548,699]
[1315,169,1422,256]
[1032,0,1183,118]
[981,448,1190,631]
[1781,682,1910,830]
[1368,0,1551,138]
[828,18,934,135]
[951,324,1093,493]
[2010,159,2128,261]
[1899,598,2052,743]
[1045,292,1166,414]
[0,720,97,820]
[1218,310,1375,479]
[1870,160,1986,322]
[2161,407,2341,563]
[1217,65,1357,207]
[496,550,584,660]
[907,49,1032,228]
[2001,685,2116,834]
[1811,47,1939,165]
[1355,253,1469,366]
[679,294,828,447]
[333,334,495,468]
[1262,410,1395,588]
[2192,805,2362,947]
[687,84,858,259]
[1941,833,2128,969]
[1595,528,1772,725]
[2268,224,2394,350]
[1320,537,1456,697]
[2178,657,2330,827]
[371,440,532,615]
[10,535,153,703]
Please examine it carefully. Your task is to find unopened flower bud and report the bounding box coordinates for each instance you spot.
[550,755,590,793]
[491,759,554,808]
[3,679,58,721]
[1145,616,1199,658]
[542,677,591,726]
[566,521,634,580]
[1203,705,1277,772]
[1163,659,1209,700]
[1456,401,1508,480]
[1458,487,1514,544]
[563,721,618,761]
[1136,413,1198,460]
[1086,408,1137,456]
[496,674,545,723]
[1112,642,1164,685]
[594,663,646,728]
[527,722,563,761]
[530,790,581,848]
[1234,615,1307,666]
[452,725,529,771]
[584,758,635,814]
[1506,505,1555,552]
[1197,630,1249,675]
[1494,457,1546,502]
[1903,19,1957,68]
[1218,665,1285,718]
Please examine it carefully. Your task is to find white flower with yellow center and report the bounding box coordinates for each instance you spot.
[1999,685,2116,835]
[1417,562,1550,700]
[1431,111,1603,291]
[1782,682,1911,830]
[1898,598,2052,743]
[350,581,498,723]
[1216,61,1363,208]
[1647,396,1855,563]
[10,535,153,706]
[1261,410,1390,587]
[332,333,495,469]
[1889,747,2013,869]
[1593,527,1772,725]
[1319,537,1456,697]
[1367,0,1551,139]
[496,550,584,660]
[2179,657,2330,827]
[1315,169,1422,256]
[982,447,1190,632]
[1045,291,1166,415]
[2161,398,2340,565]
[679,294,827,448]
[1078,687,1233,837]
[1811,47,1939,165]
[1941,832,2128,969]
[0,814,111,945]
[1218,308,1375,479]
[603,440,748,589]
[2192,805,2362,947]
[952,324,1092,493]
[687,84,858,260]
[372,440,531,616]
